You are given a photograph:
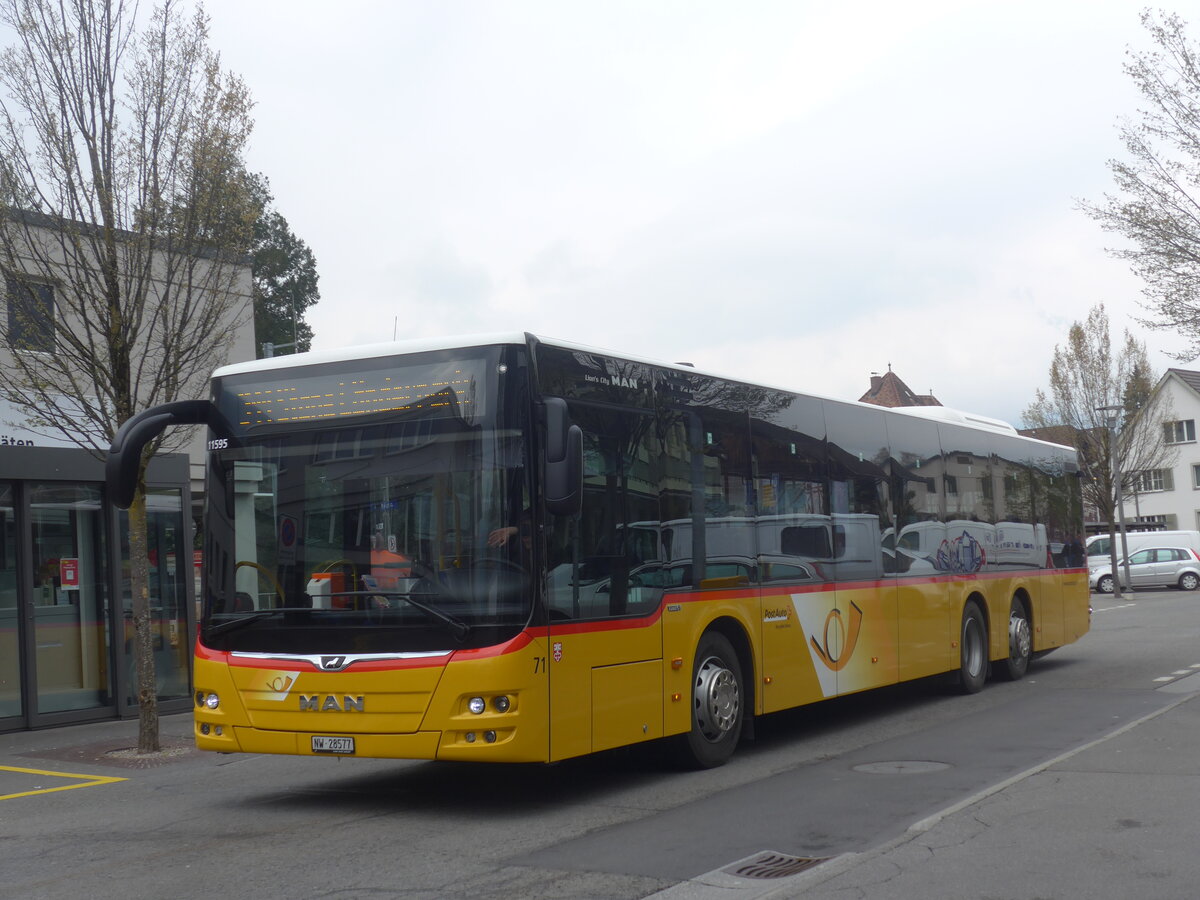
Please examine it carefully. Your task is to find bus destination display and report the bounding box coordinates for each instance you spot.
[221,359,483,428]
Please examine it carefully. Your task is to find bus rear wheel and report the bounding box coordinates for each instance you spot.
[957,599,988,694]
[998,597,1031,681]
[679,631,743,768]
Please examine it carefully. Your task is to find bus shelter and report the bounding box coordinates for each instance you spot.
[0,445,194,732]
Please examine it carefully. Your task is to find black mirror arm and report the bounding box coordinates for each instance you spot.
[106,400,233,509]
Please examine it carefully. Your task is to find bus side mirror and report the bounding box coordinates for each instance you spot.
[543,397,582,517]
[106,400,229,509]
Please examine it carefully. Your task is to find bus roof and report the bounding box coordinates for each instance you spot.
[212,331,1060,448]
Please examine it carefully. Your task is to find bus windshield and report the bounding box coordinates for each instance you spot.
[200,346,533,654]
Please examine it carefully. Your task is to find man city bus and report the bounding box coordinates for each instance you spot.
[107,332,1090,767]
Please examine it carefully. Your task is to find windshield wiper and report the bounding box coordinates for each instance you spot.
[206,608,299,637]
[332,589,471,641]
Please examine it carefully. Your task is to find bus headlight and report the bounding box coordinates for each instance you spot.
[204,693,220,710]
[468,696,486,715]
[493,695,511,713]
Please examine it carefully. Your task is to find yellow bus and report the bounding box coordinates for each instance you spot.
[107,333,1090,767]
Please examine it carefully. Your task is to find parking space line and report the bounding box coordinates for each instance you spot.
[0,765,126,801]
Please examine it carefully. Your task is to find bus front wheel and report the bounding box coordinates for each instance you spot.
[679,631,743,768]
[957,599,988,694]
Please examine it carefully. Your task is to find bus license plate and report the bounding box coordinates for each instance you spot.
[311,736,355,754]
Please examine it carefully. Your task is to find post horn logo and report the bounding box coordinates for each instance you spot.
[809,601,864,672]
[263,671,301,700]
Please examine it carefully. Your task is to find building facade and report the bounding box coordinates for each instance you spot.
[1,217,255,732]
[1120,368,1200,532]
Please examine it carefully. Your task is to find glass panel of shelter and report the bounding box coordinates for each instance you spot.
[0,483,20,719]
[30,482,111,715]
[119,489,190,707]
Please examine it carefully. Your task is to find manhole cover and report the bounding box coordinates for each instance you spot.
[723,852,830,879]
[852,760,951,775]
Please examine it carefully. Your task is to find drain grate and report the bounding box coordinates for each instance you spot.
[723,851,831,879]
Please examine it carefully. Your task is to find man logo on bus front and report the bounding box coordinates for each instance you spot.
[320,656,349,671]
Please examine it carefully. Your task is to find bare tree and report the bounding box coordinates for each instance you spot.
[0,0,256,751]
[1081,10,1200,358]
[1023,304,1176,596]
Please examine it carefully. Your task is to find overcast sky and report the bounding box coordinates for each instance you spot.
[199,0,1193,426]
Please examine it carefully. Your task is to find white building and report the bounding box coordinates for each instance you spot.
[0,212,256,495]
[1120,368,1200,532]
[0,214,255,732]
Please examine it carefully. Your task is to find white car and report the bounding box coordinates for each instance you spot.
[1089,546,1200,593]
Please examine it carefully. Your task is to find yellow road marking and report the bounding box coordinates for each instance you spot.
[0,765,126,800]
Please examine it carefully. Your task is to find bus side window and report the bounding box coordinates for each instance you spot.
[545,403,660,619]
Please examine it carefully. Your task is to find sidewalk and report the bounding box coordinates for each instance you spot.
[1,709,197,786]
[656,678,1200,900]
[774,681,1200,899]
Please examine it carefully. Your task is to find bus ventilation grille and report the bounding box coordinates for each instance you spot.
[723,852,830,879]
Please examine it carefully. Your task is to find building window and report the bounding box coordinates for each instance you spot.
[1132,469,1174,493]
[1193,464,1200,489]
[5,275,55,353]
[1164,420,1196,444]
[1132,514,1168,529]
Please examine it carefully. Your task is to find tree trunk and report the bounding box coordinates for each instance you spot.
[127,471,160,753]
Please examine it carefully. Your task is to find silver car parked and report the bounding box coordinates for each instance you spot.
[1089,546,1200,593]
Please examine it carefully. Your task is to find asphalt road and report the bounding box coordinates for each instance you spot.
[2,588,1195,900]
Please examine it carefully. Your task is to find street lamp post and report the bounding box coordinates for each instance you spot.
[1097,405,1132,596]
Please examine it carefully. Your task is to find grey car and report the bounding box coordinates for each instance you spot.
[1089,546,1200,593]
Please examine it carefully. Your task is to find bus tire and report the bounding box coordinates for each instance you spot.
[957,599,988,694]
[679,631,743,768]
[998,596,1031,681]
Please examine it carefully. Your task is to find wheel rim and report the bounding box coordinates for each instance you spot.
[1099,576,1113,594]
[963,616,985,678]
[1009,609,1031,663]
[1184,574,1198,590]
[693,655,739,742]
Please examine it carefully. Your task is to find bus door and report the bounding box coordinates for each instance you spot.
[543,398,664,761]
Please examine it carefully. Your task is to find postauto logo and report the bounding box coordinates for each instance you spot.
[263,671,301,700]
[790,596,866,698]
